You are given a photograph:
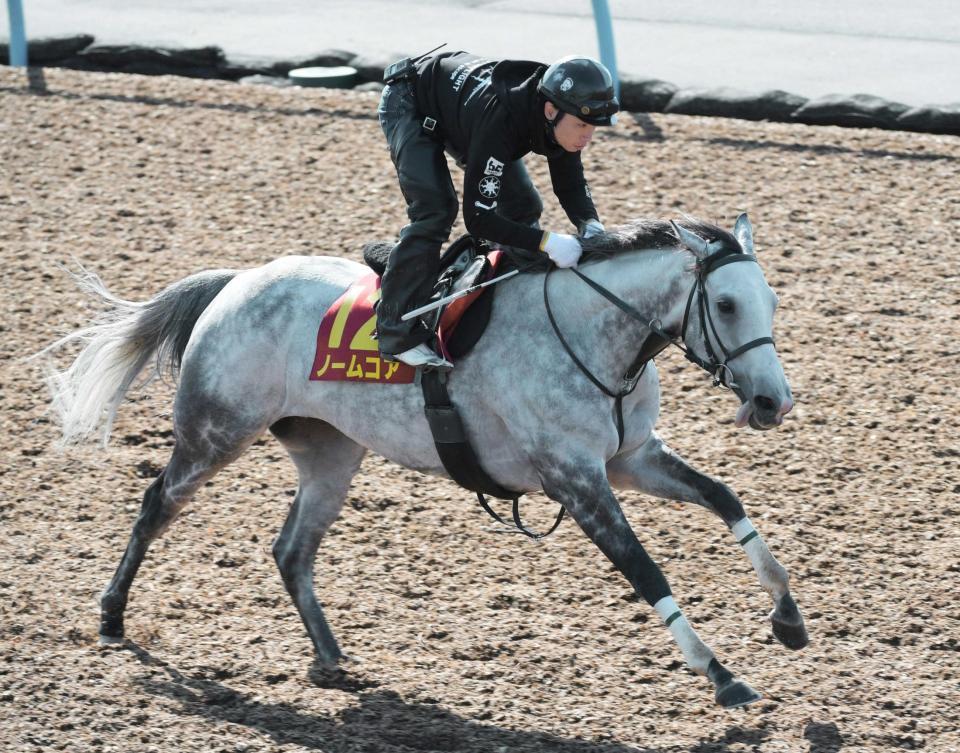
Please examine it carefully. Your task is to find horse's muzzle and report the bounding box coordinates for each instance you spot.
[738,396,793,431]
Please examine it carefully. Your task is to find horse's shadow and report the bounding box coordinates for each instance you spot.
[127,642,651,753]
[690,721,843,753]
[689,725,770,752]
[125,643,837,753]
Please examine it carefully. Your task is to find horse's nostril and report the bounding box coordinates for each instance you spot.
[754,395,777,414]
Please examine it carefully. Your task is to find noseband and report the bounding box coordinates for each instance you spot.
[544,247,775,446]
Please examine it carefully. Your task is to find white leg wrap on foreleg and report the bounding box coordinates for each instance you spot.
[731,517,789,600]
[653,595,715,675]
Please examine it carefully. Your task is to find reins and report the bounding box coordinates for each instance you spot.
[544,265,654,451]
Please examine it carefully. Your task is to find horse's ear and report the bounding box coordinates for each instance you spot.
[734,212,755,255]
[670,221,710,258]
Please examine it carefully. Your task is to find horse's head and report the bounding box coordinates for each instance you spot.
[672,215,793,431]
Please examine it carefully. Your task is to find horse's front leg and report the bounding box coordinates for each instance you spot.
[538,455,762,708]
[607,432,809,651]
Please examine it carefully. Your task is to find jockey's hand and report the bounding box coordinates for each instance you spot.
[541,232,582,268]
[580,219,605,239]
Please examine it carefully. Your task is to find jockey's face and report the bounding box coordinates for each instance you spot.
[544,101,597,152]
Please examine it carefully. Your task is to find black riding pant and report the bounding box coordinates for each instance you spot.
[375,79,543,354]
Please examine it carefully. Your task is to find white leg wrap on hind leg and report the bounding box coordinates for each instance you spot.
[653,596,715,675]
[731,517,789,600]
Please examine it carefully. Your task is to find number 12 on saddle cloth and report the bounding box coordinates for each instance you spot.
[309,250,504,383]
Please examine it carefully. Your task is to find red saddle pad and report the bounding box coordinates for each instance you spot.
[310,272,413,383]
[309,250,502,384]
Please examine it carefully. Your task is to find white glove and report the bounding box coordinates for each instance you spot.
[580,219,605,239]
[541,232,582,268]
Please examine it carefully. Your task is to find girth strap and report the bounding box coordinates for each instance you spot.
[422,370,517,499]
[420,369,565,540]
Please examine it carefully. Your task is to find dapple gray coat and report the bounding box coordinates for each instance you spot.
[42,215,807,708]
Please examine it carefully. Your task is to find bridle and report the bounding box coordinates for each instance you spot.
[677,248,775,396]
[544,245,775,448]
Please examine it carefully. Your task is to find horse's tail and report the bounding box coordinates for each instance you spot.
[38,265,239,447]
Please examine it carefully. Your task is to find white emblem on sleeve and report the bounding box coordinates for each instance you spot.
[483,157,504,176]
[474,199,497,210]
[478,176,501,199]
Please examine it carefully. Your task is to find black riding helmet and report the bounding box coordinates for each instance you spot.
[537,55,619,126]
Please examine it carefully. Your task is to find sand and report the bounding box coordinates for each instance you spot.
[1,66,958,752]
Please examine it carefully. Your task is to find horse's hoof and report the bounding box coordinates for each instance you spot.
[770,594,809,650]
[715,678,763,709]
[98,633,125,647]
[772,615,809,650]
[315,654,360,670]
[308,651,350,674]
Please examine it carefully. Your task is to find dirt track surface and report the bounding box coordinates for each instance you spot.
[1,67,958,753]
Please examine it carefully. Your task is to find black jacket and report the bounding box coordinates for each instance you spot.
[415,52,599,252]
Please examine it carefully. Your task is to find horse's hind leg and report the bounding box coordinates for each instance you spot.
[99,425,259,645]
[607,433,809,651]
[269,417,365,665]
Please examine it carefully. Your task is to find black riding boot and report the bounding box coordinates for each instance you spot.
[376,235,440,356]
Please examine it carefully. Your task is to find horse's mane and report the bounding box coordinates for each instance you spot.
[580,217,743,262]
[365,218,742,275]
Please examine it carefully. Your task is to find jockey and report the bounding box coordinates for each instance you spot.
[376,51,619,368]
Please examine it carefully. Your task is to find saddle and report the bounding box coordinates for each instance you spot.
[362,234,502,360]
[310,235,507,385]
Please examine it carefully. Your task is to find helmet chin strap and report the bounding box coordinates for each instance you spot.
[544,104,565,144]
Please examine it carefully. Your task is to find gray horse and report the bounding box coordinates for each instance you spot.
[43,214,807,708]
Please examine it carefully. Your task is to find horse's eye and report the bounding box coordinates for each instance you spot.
[717,299,735,314]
